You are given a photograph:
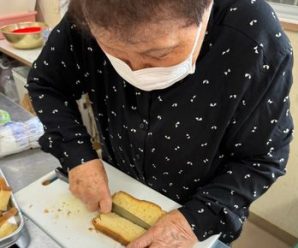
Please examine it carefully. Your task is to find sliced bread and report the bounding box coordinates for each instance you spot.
[0,208,18,227]
[0,177,12,211]
[92,191,166,245]
[0,221,18,238]
[92,212,146,245]
[112,191,166,226]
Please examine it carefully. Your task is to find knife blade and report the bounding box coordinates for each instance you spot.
[112,202,151,230]
[55,167,69,183]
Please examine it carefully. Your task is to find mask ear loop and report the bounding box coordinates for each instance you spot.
[189,24,203,57]
[189,1,214,58]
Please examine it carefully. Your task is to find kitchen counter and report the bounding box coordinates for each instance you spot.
[1,150,230,248]
[0,40,41,66]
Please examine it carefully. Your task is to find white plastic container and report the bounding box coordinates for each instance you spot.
[12,66,30,103]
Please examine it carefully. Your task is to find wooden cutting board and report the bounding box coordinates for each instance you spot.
[15,161,219,248]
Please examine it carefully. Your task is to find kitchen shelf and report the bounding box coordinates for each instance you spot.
[0,39,41,66]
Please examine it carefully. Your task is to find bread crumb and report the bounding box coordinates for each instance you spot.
[44,209,49,213]
[67,211,71,216]
[88,227,94,231]
[29,204,33,208]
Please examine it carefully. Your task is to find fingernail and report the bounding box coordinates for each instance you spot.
[102,205,112,213]
[100,207,109,213]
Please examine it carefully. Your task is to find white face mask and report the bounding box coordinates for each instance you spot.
[105,24,202,92]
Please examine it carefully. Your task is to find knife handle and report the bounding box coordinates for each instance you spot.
[55,167,69,183]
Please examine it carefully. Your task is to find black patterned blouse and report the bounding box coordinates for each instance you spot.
[27,0,294,243]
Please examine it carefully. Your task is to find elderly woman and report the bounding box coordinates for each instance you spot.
[27,0,293,247]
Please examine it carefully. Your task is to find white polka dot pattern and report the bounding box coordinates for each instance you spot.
[26,0,294,244]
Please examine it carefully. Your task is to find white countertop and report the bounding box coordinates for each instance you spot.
[0,39,42,66]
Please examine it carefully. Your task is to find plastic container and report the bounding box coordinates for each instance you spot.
[0,0,36,16]
[0,76,19,103]
[0,59,20,103]
[0,117,44,158]
[12,66,30,103]
[0,11,37,39]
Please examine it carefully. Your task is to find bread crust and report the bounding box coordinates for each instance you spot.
[0,208,18,227]
[0,177,11,191]
[114,191,166,214]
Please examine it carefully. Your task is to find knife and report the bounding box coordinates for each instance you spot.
[55,167,151,229]
[112,202,151,230]
[55,167,69,183]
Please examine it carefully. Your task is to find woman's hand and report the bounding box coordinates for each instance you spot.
[69,159,112,212]
[127,210,198,248]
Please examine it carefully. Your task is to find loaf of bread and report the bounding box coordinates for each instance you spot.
[92,191,166,245]
[0,177,12,211]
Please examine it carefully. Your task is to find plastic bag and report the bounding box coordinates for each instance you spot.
[0,117,44,157]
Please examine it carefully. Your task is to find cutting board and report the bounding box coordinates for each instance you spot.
[15,161,219,248]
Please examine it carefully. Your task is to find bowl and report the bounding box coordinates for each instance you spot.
[0,22,48,49]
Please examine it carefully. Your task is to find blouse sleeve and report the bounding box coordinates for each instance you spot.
[27,16,98,171]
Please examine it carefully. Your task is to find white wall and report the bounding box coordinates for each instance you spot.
[36,0,61,28]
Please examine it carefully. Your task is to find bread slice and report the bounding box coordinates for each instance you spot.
[0,208,18,227]
[92,212,146,245]
[112,191,166,226]
[0,220,18,238]
[0,190,11,212]
[0,177,12,211]
[92,191,166,245]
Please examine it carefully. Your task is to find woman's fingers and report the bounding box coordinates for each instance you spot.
[69,159,112,213]
[86,201,99,212]
[126,230,154,248]
[98,193,112,213]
